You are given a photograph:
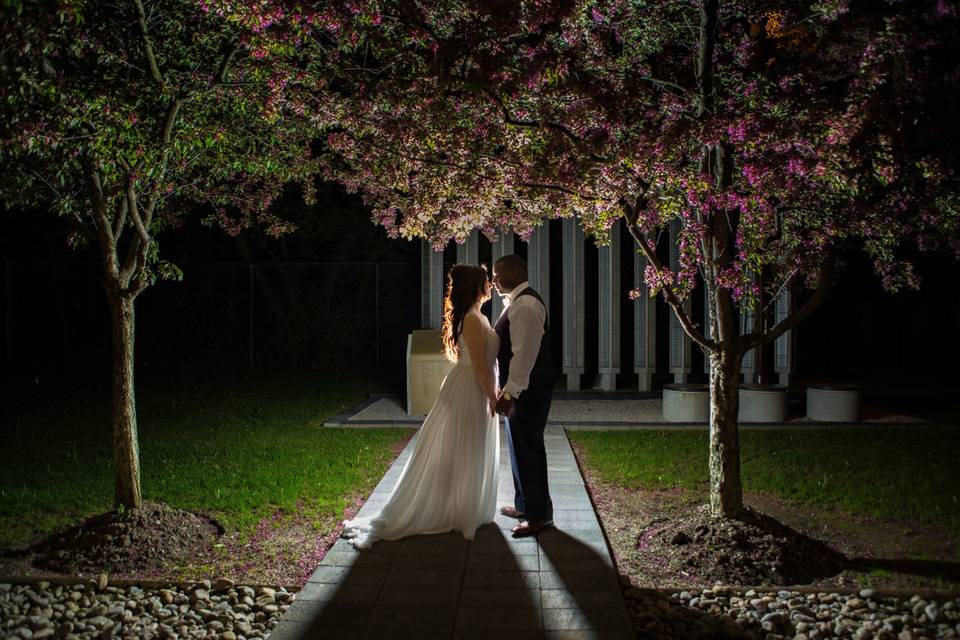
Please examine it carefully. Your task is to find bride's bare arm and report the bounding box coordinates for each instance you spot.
[462,314,498,408]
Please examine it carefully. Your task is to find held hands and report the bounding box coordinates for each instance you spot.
[494,392,514,416]
[488,395,498,416]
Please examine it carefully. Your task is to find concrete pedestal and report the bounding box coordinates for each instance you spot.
[406,330,453,416]
[807,384,860,422]
[662,383,709,423]
[738,384,787,423]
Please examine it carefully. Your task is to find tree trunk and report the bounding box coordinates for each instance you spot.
[106,290,142,510]
[707,344,743,518]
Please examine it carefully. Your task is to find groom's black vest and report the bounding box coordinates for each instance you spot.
[494,287,554,393]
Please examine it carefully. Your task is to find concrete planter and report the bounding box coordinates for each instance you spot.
[807,384,861,422]
[662,383,709,423]
[738,384,788,423]
[406,330,453,416]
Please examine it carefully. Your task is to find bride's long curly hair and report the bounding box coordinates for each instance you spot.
[441,264,489,362]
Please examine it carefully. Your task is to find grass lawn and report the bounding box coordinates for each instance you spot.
[568,427,960,535]
[0,374,412,561]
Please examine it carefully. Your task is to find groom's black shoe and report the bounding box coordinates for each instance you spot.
[500,506,525,519]
[511,519,553,537]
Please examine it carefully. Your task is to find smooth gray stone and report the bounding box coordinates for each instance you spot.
[400,534,470,555]
[540,571,618,590]
[551,511,602,524]
[453,629,547,640]
[541,607,632,630]
[468,538,539,556]
[540,589,625,609]
[326,538,402,556]
[539,540,609,559]
[320,552,396,570]
[306,567,389,587]
[454,606,543,630]
[376,586,460,607]
[392,552,466,571]
[465,553,539,572]
[296,582,382,604]
[549,503,597,512]
[551,520,603,533]
[383,569,463,588]
[458,587,542,609]
[461,571,540,590]
[366,605,457,629]
[362,625,456,640]
[538,528,605,543]
[267,620,362,640]
[544,629,637,639]
[548,478,586,486]
[282,600,372,625]
[540,554,614,572]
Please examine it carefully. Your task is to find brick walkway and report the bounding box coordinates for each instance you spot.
[270,425,633,639]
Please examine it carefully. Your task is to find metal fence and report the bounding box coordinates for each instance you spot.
[2,259,421,387]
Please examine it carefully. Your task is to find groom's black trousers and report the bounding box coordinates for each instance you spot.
[504,384,554,521]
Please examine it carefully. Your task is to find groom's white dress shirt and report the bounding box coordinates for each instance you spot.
[499,281,546,400]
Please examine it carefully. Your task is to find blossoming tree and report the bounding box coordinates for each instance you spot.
[0,0,323,509]
[311,0,959,517]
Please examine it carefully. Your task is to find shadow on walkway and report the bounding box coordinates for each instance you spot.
[269,527,541,639]
[267,425,641,638]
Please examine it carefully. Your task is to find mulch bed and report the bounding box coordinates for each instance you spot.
[2,501,221,577]
[571,441,960,591]
[636,502,847,586]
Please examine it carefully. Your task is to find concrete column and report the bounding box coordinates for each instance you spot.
[633,248,656,391]
[668,220,691,383]
[421,240,444,330]
[740,306,756,383]
[774,286,795,387]
[491,226,514,323]
[456,229,479,266]
[740,270,758,382]
[526,223,550,311]
[703,288,712,377]
[562,217,585,390]
[596,221,620,391]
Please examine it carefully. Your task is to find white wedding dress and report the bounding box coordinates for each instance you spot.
[342,313,500,548]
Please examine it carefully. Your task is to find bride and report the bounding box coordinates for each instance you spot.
[342,264,500,548]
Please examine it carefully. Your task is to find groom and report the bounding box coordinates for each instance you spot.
[492,255,555,537]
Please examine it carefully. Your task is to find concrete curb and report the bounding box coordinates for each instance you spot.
[627,584,960,600]
[0,575,301,592]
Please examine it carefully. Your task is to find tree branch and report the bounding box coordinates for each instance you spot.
[516,181,598,200]
[740,251,836,351]
[623,210,718,352]
[126,185,151,245]
[483,89,606,163]
[133,0,164,85]
[120,184,152,290]
[160,98,183,148]
[696,0,719,117]
[139,97,184,225]
[81,156,119,279]
[633,73,689,96]
[214,43,239,84]
[113,193,129,240]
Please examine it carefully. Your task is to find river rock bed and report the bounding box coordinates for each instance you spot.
[624,583,960,640]
[0,579,293,640]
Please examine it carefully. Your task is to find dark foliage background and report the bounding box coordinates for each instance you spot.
[1,184,421,394]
